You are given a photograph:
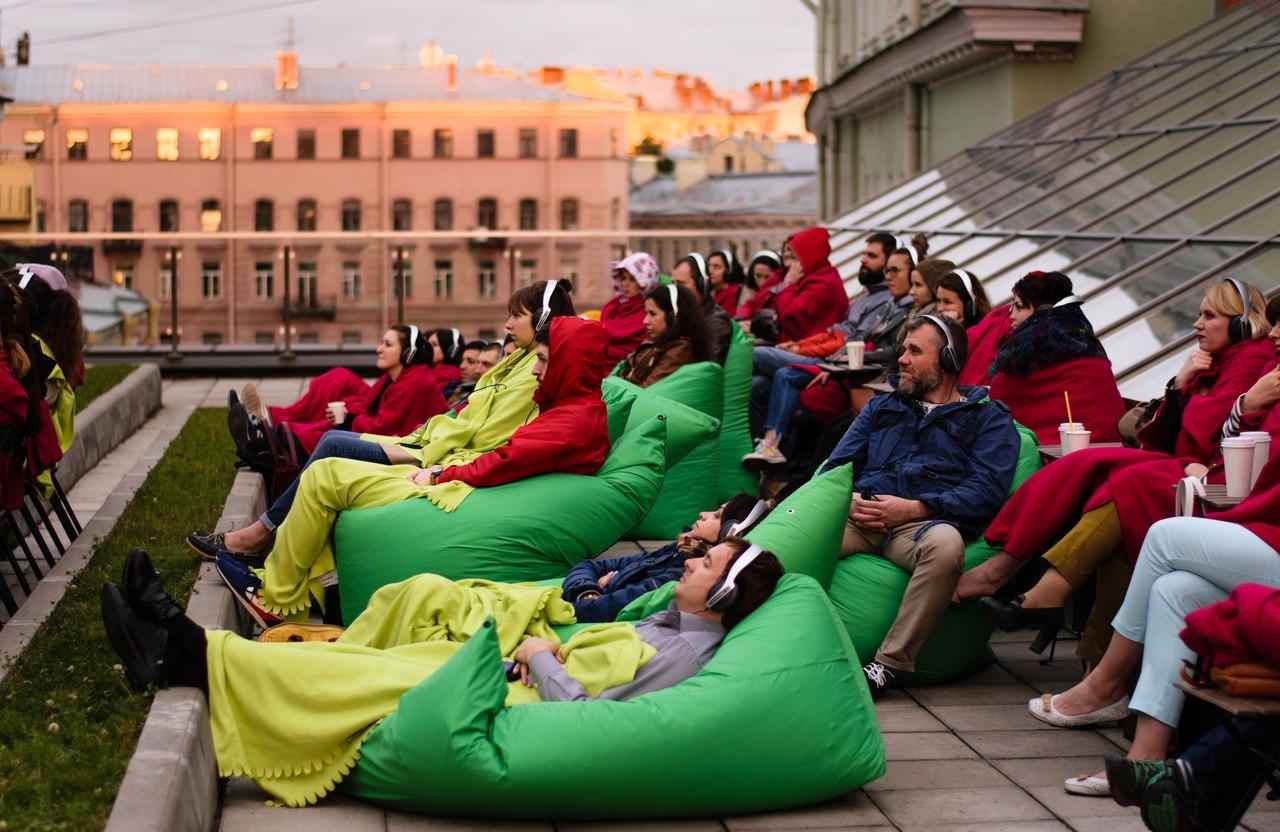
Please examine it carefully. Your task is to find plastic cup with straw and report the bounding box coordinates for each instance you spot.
[1059,390,1090,453]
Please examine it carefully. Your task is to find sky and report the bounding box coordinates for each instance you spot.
[1,0,817,90]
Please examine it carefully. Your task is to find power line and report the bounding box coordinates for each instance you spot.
[32,0,318,46]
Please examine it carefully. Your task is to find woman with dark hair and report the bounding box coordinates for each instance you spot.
[745,250,781,296]
[707,249,746,316]
[670,253,733,364]
[562,493,770,622]
[0,280,62,512]
[235,326,449,458]
[934,269,991,328]
[427,328,466,395]
[616,283,711,387]
[601,253,660,364]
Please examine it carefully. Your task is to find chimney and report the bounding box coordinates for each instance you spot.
[632,66,644,77]
[446,54,458,92]
[538,65,565,85]
[766,80,775,100]
[749,81,763,101]
[16,31,30,66]
[274,50,298,90]
[780,79,793,98]
[796,77,814,95]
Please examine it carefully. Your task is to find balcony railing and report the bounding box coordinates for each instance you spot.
[291,293,338,320]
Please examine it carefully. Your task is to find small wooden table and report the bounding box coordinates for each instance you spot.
[1177,681,1280,717]
[815,363,887,385]
[1168,482,1243,512]
[1038,442,1125,461]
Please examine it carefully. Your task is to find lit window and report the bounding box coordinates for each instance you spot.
[23,129,45,160]
[201,261,222,300]
[66,128,88,160]
[156,127,179,161]
[434,259,453,299]
[342,261,361,299]
[254,261,274,300]
[251,127,274,160]
[200,199,222,233]
[112,263,134,288]
[297,199,317,232]
[199,128,221,160]
[158,261,174,301]
[110,128,133,161]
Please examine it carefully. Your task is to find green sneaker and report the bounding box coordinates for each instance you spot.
[1106,756,1176,807]
[1104,756,1206,832]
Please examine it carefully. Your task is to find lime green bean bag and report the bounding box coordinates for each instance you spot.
[621,362,725,539]
[745,462,852,590]
[340,574,886,818]
[718,325,757,500]
[828,422,1042,685]
[602,377,720,470]
[334,414,670,623]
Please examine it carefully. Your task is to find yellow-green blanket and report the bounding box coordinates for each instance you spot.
[209,576,653,807]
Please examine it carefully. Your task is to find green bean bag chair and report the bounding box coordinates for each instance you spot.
[745,462,852,590]
[340,574,886,819]
[620,362,725,539]
[828,422,1043,685]
[334,414,670,623]
[718,325,757,500]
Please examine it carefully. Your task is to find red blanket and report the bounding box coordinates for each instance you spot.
[270,367,370,426]
[713,284,741,318]
[1181,583,1280,669]
[988,356,1125,445]
[600,295,646,364]
[736,270,784,320]
[960,305,1013,386]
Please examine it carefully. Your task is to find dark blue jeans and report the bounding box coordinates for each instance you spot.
[259,430,392,531]
[763,366,816,439]
[1183,717,1280,828]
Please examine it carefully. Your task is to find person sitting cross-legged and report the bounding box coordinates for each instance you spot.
[823,313,1020,698]
[100,541,784,804]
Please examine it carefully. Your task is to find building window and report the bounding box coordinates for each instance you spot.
[200,199,222,233]
[111,199,133,232]
[254,261,274,300]
[341,199,361,231]
[477,198,497,231]
[297,199,317,232]
[559,198,580,231]
[392,199,412,231]
[433,259,453,299]
[610,197,621,230]
[296,129,315,159]
[342,261,361,299]
[110,128,133,161]
[23,129,45,160]
[254,331,274,345]
[433,128,453,158]
[297,332,319,345]
[724,155,734,172]
[518,128,536,158]
[201,261,222,300]
[159,199,179,232]
[112,263,133,288]
[251,127,273,160]
[156,127,179,161]
[67,199,88,232]
[202,332,224,346]
[518,258,537,286]
[433,198,453,231]
[559,258,579,281]
[341,330,362,345]
[66,128,88,161]
[392,129,411,159]
[159,261,174,301]
[393,256,414,299]
[36,200,46,232]
[254,199,274,232]
[559,128,578,158]
[476,129,495,158]
[341,128,360,159]
[518,198,538,230]
[199,127,221,160]
[477,259,497,299]
[296,262,318,308]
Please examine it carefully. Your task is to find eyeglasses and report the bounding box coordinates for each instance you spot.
[884,266,904,275]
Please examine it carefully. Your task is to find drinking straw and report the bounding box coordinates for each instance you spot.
[1064,390,1074,425]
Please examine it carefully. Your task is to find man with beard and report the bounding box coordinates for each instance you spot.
[822,314,1020,699]
[747,232,902,436]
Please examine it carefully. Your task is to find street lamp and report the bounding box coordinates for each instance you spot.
[394,245,406,325]
[279,246,296,361]
[165,246,182,360]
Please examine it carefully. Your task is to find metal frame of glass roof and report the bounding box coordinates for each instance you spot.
[823,0,1280,398]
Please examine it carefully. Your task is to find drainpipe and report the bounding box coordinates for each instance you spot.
[904,83,921,179]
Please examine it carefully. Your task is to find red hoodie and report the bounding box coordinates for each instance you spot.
[600,295,647,364]
[436,316,611,487]
[773,227,850,342]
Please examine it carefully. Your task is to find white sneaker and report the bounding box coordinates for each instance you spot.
[742,440,787,469]
[240,382,271,427]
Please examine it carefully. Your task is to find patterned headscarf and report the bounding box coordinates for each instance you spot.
[610,252,660,298]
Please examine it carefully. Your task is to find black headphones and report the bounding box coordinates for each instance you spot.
[399,324,424,366]
[705,543,765,612]
[535,279,560,333]
[1224,277,1253,344]
[919,313,962,375]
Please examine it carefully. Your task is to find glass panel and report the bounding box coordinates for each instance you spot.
[1119,350,1188,399]
[1134,5,1277,66]
[957,237,1051,290]
[1074,124,1273,234]
[984,237,1111,303]
[1101,245,1280,375]
[830,169,940,228]
[1167,53,1280,125]
[928,234,1009,267]
[1236,80,1280,119]
[1211,191,1280,237]
[1084,242,1244,331]
[1112,49,1277,132]
[1143,153,1280,236]
[1033,63,1202,142]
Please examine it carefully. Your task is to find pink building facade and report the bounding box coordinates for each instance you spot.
[0,61,630,343]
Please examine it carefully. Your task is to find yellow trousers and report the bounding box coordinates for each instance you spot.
[1042,502,1131,665]
[260,458,426,616]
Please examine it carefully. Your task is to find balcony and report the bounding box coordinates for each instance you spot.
[291,293,338,321]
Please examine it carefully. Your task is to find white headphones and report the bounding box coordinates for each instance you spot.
[448,327,462,360]
[17,264,35,290]
[1054,294,1083,307]
[726,499,768,538]
[667,283,679,319]
[535,279,560,332]
[402,324,420,365]
[953,269,977,316]
[705,543,765,612]
[894,235,917,267]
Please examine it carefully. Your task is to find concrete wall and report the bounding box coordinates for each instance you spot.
[922,63,1012,168]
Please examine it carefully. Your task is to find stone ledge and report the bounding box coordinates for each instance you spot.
[105,470,266,832]
[60,364,163,491]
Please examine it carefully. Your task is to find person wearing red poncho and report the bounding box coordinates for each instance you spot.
[706,250,746,317]
[0,281,62,513]
[965,279,1275,668]
[600,252,660,365]
[983,271,1126,445]
[1013,454,1280,798]
[735,228,848,343]
[734,248,786,323]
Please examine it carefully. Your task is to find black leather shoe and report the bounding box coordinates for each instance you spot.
[122,548,183,624]
[227,401,252,455]
[978,594,1065,656]
[185,532,265,568]
[228,388,240,409]
[101,582,168,692]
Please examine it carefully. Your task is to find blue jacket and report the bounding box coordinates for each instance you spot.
[823,378,1019,538]
[561,542,692,623]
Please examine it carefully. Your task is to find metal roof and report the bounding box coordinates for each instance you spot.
[631,171,817,217]
[823,0,1280,399]
[0,64,586,105]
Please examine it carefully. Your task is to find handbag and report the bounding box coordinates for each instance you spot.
[1117,396,1162,447]
[1212,661,1280,698]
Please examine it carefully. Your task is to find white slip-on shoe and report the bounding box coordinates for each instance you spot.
[1064,773,1110,796]
[1028,692,1129,728]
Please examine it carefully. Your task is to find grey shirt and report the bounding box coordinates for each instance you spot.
[527,603,725,702]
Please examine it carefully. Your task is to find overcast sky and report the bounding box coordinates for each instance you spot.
[2,0,816,89]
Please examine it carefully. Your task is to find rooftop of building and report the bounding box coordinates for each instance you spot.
[630,170,818,217]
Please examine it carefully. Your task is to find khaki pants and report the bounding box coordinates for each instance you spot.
[1042,502,1130,666]
[842,518,965,673]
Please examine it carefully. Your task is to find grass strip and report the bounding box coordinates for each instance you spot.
[0,408,234,832]
[77,364,138,413]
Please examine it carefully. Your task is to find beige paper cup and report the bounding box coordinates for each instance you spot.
[846,341,865,369]
[1221,436,1256,498]
[1240,431,1271,489]
[328,400,348,422]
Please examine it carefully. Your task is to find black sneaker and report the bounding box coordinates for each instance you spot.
[100,582,168,692]
[186,531,265,568]
[863,661,895,701]
[1105,756,1206,832]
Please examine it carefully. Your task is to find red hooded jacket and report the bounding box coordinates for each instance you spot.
[960,305,1013,386]
[1182,582,1280,670]
[600,295,647,364]
[773,227,850,342]
[735,269,784,320]
[436,316,611,487]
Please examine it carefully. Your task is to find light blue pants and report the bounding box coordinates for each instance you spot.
[1114,517,1280,726]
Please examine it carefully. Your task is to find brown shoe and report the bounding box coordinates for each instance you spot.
[257,622,345,643]
[240,382,271,427]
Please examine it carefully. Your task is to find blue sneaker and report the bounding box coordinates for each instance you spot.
[215,553,281,628]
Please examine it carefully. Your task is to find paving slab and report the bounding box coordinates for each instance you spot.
[992,756,1116,789]
[899,823,1069,832]
[386,815,552,831]
[908,683,1038,707]
[1067,817,1153,832]
[558,821,723,832]
[1027,786,1140,820]
[724,791,889,828]
[219,779,384,832]
[882,731,978,761]
[863,759,1009,792]
[930,704,1060,731]
[874,701,947,733]
[959,729,1118,760]
[871,786,1053,826]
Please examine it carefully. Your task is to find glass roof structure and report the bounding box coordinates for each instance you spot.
[824,0,1280,398]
